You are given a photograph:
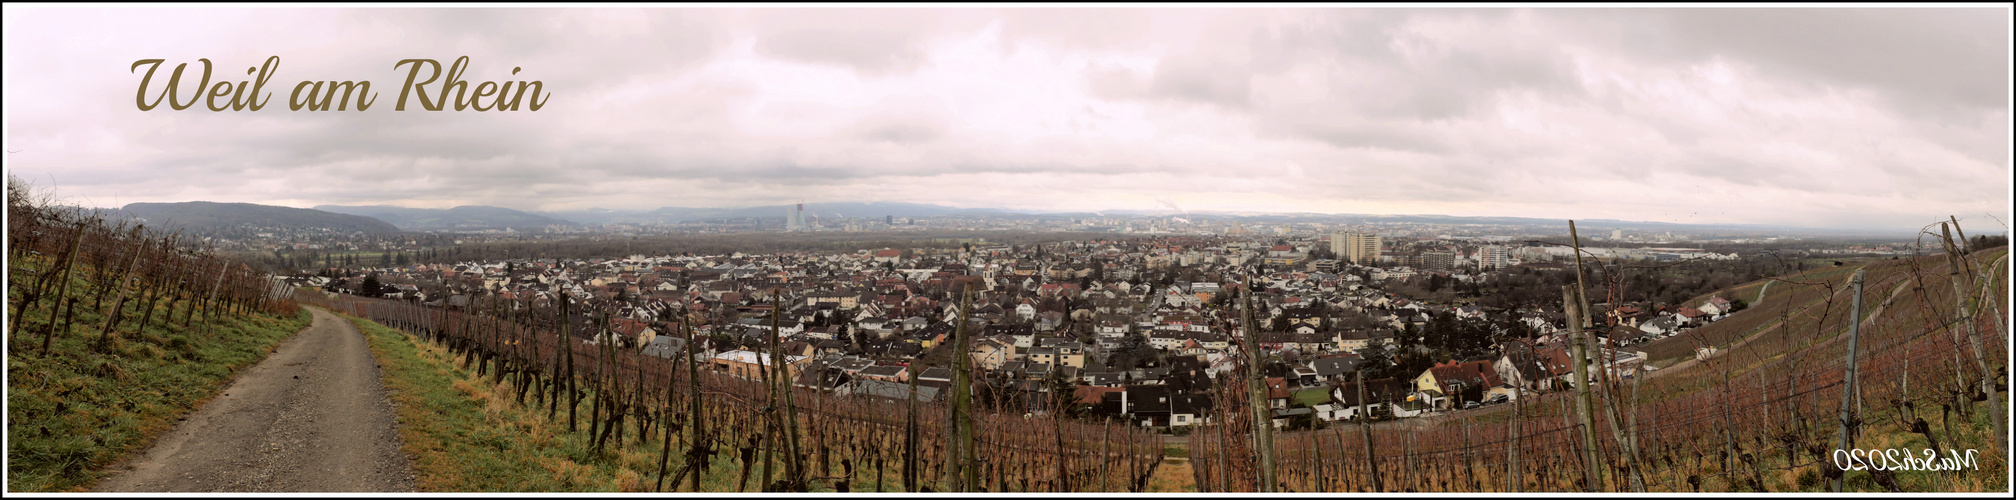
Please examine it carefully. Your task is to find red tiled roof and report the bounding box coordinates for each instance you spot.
[1266,377,1291,399]
[1077,386,1125,404]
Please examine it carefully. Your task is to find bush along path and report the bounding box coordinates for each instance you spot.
[91,307,416,492]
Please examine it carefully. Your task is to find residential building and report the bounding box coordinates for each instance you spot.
[1332,232,1383,265]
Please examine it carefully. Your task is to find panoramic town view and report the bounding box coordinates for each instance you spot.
[5,4,2010,495]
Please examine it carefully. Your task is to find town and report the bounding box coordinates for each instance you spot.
[288,227,1788,432]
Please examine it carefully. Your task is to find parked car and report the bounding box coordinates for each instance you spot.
[1484,394,1508,405]
[1462,400,1480,410]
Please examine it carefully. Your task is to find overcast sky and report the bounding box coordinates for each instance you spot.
[3,6,2009,231]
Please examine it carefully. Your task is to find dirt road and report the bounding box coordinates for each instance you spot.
[95,307,415,493]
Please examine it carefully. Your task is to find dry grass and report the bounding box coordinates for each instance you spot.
[1146,457,1196,492]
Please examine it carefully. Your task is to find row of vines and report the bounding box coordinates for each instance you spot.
[7,180,300,356]
[1191,220,2007,492]
[296,288,1167,492]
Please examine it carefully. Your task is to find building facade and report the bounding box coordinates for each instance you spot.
[1332,232,1383,265]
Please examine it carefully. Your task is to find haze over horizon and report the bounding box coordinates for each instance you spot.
[4,6,2009,233]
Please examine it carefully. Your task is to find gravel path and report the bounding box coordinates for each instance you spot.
[95,307,416,492]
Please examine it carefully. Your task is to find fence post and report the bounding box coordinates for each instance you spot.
[1829,269,1866,492]
[1357,370,1381,491]
[1940,221,2005,455]
[38,222,87,356]
[1240,275,1277,491]
[1506,378,1522,492]
[1565,286,1603,491]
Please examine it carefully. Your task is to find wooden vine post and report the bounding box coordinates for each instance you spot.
[1240,275,1277,491]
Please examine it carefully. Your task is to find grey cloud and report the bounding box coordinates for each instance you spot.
[1277,119,1451,155]
[757,28,927,76]
[854,120,944,144]
[846,95,954,144]
[1148,56,1251,108]
[741,9,998,76]
[3,7,2005,230]
[1083,64,1147,101]
[1570,8,2008,118]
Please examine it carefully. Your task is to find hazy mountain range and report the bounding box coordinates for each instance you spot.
[535,202,1018,225]
[120,202,401,235]
[104,200,1925,238]
[314,205,572,230]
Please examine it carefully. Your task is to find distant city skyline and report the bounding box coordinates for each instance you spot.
[3,6,2008,232]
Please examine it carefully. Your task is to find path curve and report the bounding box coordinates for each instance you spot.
[1649,265,1881,377]
[95,307,416,493]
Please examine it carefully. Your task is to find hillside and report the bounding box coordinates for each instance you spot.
[536,202,996,225]
[314,204,570,230]
[10,189,315,491]
[121,201,400,235]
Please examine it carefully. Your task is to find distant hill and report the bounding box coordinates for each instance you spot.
[314,205,571,230]
[120,202,401,235]
[518,201,1903,237]
[536,202,988,224]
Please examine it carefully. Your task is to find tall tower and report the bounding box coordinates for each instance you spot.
[786,203,805,231]
[1482,245,1508,270]
[1340,232,1382,265]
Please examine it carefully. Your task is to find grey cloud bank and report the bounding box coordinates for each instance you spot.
[2,6,2008,232]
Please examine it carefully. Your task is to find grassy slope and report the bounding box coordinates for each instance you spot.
[1457,251,2009,491]
[351,314,652,491]
[7,264,312,492]
[339,250,2009,493]
[351,312,1162,493]
[354,313,852,492]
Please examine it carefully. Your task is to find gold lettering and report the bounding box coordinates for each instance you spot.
[247,56,279,111]
[521,80,549,111]
[443,56,471,111]
[131,58,210,111]
[496,67,523,111]
[324,81,375,111]
[206,80,234,111]
[394,59,442,111]
[289,80,320,111]
[472,81,498,111]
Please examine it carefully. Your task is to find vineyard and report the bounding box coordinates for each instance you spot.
[7,179,308,491]
[1190,222,2009,492]
[295,288,1170,492]
[6,186,300,354]
[9,168,2003,493]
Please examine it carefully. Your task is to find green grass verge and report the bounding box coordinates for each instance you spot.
[350,314,641,491]
[349,312,1107,493]
[6,270,311,492]
[351,313,795,492]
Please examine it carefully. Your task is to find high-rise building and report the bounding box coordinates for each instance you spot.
[1481,245,1509,270]
[1611,229,1623,240]
[786,203,805,231]
[1421,251,1456,270]
[886,215,893,225]
[1332,232,1382,265]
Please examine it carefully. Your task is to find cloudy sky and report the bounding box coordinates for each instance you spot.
[3,6,2009,231]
